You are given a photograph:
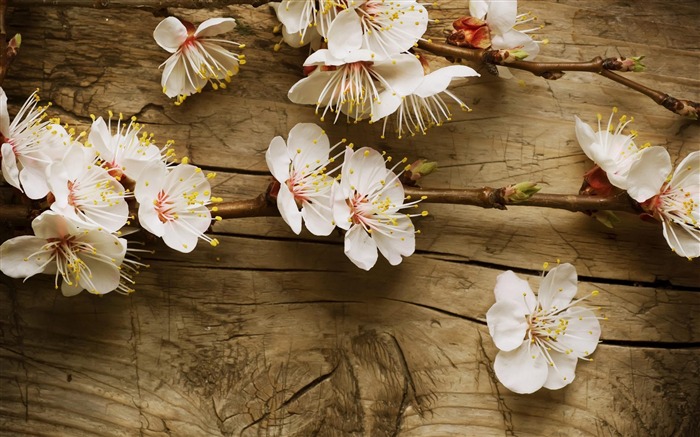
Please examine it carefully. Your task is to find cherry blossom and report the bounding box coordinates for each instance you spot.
[265,123,341,236]
[332,146,425,270]
[0,87,68,199]
[154,16,245,104]
[0,211,128,296]
[288,49,424,123]
[467,0,541,59]
[486,264,602,394]
[134,160,219,253]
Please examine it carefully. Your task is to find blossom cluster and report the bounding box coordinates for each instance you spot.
[0,88,221,296]
[266,122,426,270]
[575,110,699,259]
[271,0,484,137]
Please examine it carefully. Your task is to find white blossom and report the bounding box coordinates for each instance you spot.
[134,160,219,253]
[0,211,129,296]
[486,264,602,394]
[265,123,341,236]
[332,146,424,270]
[153,17,245,104]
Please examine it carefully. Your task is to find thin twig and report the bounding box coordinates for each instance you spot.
[417,40,699,118]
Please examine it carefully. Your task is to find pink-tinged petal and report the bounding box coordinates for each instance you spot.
[414,65,479,98]
[493,340,549,394]
[486,0,517,35]
[542,351,578,390]
[154,17,188,53]
[277,181,303,234]
[626,146,671,202]
[559,307,601,356]
[18,163,50,200]
[494,270,536,311]
[492,29,538,58]
[288,123,330,170]
[327,9,363,58]
[288,71,334,105]
[1,142,20,190]
[195,17,237,38]
[138,201,166,237]
[0,87,9,136]
[469,0,489,19]
[662,219,700,259]
[344,224,378,271]
[332,182,352,231]
[301,192,336,236]
[538,263,578,312]
[32,211,77,240]
[486,300,529,352]
[80,254,121,294]
[266,136,291,183]
[372,213,415,263]
[0,236,50,279]
[372,54,424,96]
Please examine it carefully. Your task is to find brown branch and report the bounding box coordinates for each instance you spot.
[417,40,699,119]
[214,193,278,219]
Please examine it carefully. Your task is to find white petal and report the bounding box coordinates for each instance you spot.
[370,91,402,123]
[538,263,578,312]
[414,65,479,98]
[288,122,330,170]
[288,72,334,105]
[493,340,549,394]
[626,146,672,202]
[344,224,378,271]
[32,211,76,239]
[162,209,210,253]
[18,163,50,199]
[277,181,303,234]
[301,192,336,236]
[332,181,352,231]
[486,0,517,35]
[1,142,20,191]
[0,87,9,136]
[327,8,363,58]
[0,236,50,279]
[194,17,237,38]
[276,0,312,33]
[542,351,578,390]
[372,216,415,265]
[87,117,113,157]
[486,300,529,352]
[574,116,598,162]
[138,200,166,237]
[492,29,539,59]
[265,136,291,183]
[372,54,424,97]
[61,279,84,297]
[345,147,387,196]
[662,219,700,259]
[79,254,121,294]
[494,270,536,311]
[670,150,700,188]
[469,0,489,19]
[153,17,188,53]
[559,307,602,356]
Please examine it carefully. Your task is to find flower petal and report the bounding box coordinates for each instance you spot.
[542,351,578,390]
[1,142,20,191]
[288,71,334,105]
[18,163,50,200]
[301,192,336,236]
[626,146,672,202]
[0,236,50,279]
[538,263,578,312]
[662,219,700,259]
[492,29,539,59]
[493,340,549,394]
[80,253,121,294]
[0,87,9,137]
[332,181,352,231]
[372,54,424,96]
[288,122,330,170]
[372,215,415,265]
[266,136,291,183]
[327,8,363,58]
[494,270,536,311]
[194,17,237,38]
[486,300,529,352]
[344,224,378,270]
[414,65,479,98]
[277,181,303,234]
[153,17,188,53]
[486,0,517,35]
[559,307,601,357]
[469,0,489,19]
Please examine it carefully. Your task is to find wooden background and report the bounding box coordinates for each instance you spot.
[1,1,699,435]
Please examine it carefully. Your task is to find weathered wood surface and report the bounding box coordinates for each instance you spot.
[1,1,699,436]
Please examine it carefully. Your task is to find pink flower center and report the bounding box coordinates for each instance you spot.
[155,190,175,223]
[349,193,369,225]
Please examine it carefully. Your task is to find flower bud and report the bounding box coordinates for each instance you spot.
[400,159,438,185]
[447,16,491,49]
[504,181,541,203]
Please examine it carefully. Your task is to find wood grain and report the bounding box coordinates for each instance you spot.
[1,1,699,436]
